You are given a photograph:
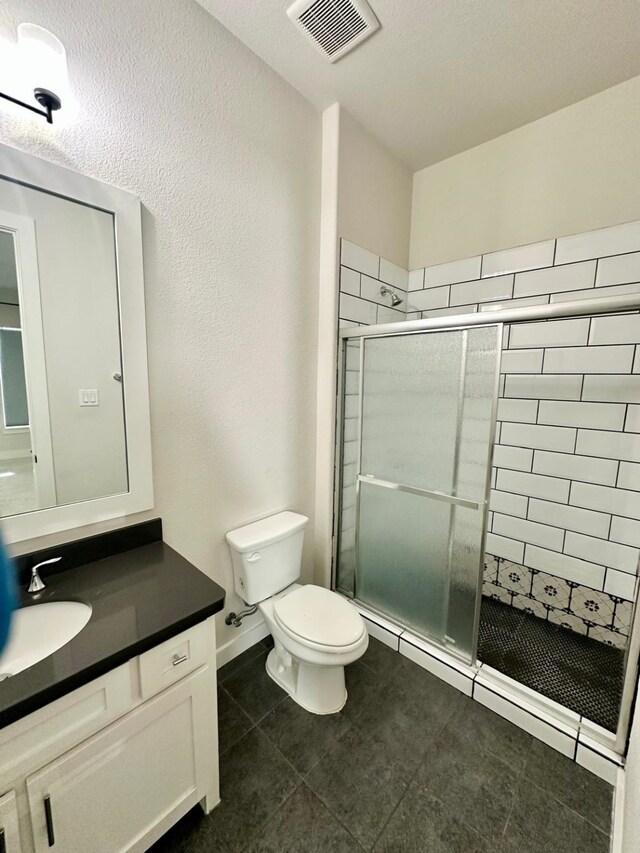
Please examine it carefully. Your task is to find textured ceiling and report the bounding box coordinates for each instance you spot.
[196,0,640,170]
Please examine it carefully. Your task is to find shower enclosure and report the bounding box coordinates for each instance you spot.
[338,325,500,663]
[334,294,640,750]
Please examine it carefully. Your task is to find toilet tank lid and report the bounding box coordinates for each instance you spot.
[225,511,309,553]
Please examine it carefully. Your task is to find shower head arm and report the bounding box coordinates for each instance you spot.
[380,285,403,307]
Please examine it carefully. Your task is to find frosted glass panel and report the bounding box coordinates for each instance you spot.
[337,339,360,596]
[456,329,503,499]
[358,481,450,637]
[337,325,500,662]
[360,327,498,499]
[360,332,463,494]
[446,503,489,656]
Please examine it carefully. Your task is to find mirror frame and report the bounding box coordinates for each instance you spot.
[0,142,153,543]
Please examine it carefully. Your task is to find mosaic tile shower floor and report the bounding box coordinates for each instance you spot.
[478,597,625,731]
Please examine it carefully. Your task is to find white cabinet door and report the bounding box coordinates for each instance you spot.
[26,667,215,853]
[0,790,22,853]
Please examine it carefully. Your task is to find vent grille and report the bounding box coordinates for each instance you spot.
[287,0,380,63]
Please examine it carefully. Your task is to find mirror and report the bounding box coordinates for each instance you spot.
[0,173,129,518]
[0,142,152,545]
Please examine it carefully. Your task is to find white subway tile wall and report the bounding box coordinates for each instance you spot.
[338,239,408,328]
[470,224,640,647]
[337,228,640,648]
[407,221,640,647]
[482,240,556,278]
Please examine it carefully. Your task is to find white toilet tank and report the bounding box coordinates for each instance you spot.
[225,511,309,605]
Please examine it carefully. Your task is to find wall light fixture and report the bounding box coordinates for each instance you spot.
[0,24,68,124]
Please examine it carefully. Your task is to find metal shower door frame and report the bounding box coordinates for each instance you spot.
[336,322,502,665]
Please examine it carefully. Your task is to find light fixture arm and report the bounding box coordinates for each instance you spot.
[0,87,61,124]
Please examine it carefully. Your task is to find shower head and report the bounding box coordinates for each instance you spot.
[380,285,403,307]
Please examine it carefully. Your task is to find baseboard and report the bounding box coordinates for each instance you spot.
[216,616,270,669]
[611,765,626,853]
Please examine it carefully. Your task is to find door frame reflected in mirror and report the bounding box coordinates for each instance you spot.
[0,142,153,544]
[0,212,57,512]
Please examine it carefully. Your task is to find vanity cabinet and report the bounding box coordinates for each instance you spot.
[0,618,219,853]
[0,791,22,853]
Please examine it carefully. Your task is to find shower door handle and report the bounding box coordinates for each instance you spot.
[358,475,484,511]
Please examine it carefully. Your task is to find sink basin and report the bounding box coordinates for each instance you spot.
[0,601,92,678]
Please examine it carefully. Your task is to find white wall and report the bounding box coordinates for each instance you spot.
[313,104,340,587]
[338,109,412,270]
[0,0,321,650]
[410,76,640,269]
[314,106,412,584]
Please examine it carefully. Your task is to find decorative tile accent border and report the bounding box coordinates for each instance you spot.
[483,553,631,648]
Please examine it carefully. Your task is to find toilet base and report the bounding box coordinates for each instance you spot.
[265,646,347,715]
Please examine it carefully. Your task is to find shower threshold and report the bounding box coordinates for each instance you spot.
[343,595,624,785]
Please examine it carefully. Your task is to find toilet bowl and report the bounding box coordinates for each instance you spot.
[260,583,368,714]
[225,511,368,715]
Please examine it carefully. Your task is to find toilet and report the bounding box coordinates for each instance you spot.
[225,511,368,714]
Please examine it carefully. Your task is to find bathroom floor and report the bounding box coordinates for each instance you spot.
[150,636,613,853]
[478,597,625,732]
[0,455,36,516]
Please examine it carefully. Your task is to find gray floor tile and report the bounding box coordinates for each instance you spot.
[152,638,615,853]
[522,739,614,832]
[146,806,208,853]
[244,784,363,852]
[210,727,301,850]
[223,650,288,722]
[355,666,462,771]
[306,724,409,849]
[342,659,381,721]
[218,642,267,683]
[451,695,533,773]
[416,725,520,842]
[385,649,466,710]
[259,697,352,775]
[217,685,254,755]
[360,637,401,678]
[502,779,610,853]
[374,786,491,853]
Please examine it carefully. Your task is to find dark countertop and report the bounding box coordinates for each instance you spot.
[0,540,225,729]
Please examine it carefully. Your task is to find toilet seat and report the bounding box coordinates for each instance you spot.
[273,585,365,653]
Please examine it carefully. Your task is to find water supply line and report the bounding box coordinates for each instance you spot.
[225,604,258,627]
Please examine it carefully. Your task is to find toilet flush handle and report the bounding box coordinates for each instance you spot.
[247,552,262,562]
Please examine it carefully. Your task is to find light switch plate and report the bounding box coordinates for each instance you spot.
[79,389,99,406]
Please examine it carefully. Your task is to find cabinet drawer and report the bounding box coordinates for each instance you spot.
[138,622,208,699]
[0,662,135,787]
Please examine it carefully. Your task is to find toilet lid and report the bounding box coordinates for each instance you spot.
[273,585,365,648]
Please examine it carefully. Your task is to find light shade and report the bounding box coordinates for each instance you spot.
[17,23,68,104]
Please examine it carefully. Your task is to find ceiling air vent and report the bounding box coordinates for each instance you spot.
[287,0,380,63]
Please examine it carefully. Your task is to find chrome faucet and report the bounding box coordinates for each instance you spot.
[28,557,61,593]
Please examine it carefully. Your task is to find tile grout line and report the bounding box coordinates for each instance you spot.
[521,776,613,839]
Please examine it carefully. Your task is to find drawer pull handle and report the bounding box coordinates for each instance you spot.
[44,795,55,847]
[0,826,5,853]
[172,653,188,666]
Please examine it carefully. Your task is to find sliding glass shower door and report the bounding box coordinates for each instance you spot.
[336,325,501,663]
